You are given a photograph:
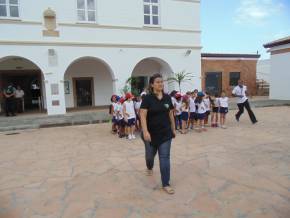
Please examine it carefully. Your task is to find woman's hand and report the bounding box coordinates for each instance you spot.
[143,130,151,142]
[172,129,176,138]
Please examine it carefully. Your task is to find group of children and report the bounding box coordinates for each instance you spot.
[110,92,143,140]
[171,89,229,134]
[110,89,229,139]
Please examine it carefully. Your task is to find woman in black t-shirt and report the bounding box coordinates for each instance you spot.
[140,73,176,194]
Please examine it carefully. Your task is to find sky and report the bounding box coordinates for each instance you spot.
[201,0,290,59]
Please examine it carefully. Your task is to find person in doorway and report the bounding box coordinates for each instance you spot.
[15,85,25,113]
[140,73,176,194]
[232,80,258,124]
[3,83,16,116]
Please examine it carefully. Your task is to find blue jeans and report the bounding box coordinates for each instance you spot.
[144,139,172,187]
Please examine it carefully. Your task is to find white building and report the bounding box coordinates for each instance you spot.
[264,36,290,100]
[0,0,201,115]
[256,59,270,83]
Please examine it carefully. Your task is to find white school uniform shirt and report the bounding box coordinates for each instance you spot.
[123,100,136,119]
[15,90,24,98]
[189,97,196,113]
[175,101,182,115]
[232,85,248,104]
[196,101,206,114]
[134,101,141,111]
[111,102,117,116]
[213,98,220,108]
[115,103,124,120]
[219,97,229,108]
[204,98,211,111]
[171,97,177,106]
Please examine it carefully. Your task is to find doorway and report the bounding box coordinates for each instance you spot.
[73,78,94,107]
[205,72,222,95]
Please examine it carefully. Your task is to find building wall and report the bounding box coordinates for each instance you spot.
[201,58,258,96]
[257,59,270,82]
[0,45,201,115]
[269,47,290,100]
[0,0,201,115]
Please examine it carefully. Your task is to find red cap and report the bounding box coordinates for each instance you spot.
[125,92,133,99]
[182,95,189,101]
[119,97,125,104]
[175,93,182,99]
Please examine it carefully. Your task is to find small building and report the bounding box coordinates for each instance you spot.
[201,53,260,96]
[264,36,290,100]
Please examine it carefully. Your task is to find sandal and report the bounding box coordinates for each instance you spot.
[146,169,153,176]
[163,186,175,194]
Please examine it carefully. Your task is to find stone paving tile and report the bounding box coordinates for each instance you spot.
[0,106,289,218]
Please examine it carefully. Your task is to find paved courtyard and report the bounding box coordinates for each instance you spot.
[0,106,289,218]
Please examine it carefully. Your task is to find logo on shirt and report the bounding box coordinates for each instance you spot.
[164,104,169,109]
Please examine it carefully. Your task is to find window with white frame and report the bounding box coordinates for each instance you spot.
[143,0,160,26]
[0,0,20,18]
[77,0,96,22]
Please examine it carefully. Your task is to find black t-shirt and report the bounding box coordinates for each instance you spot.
[141,93,174,146]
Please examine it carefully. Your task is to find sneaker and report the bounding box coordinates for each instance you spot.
[128,135,132,140]
[221,125,227,129]
[132,134,136,139]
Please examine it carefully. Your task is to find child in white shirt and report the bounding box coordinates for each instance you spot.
[195,92,207,132]
[123,93,136,140]
[211,94,220,127]
[219,91,229,129]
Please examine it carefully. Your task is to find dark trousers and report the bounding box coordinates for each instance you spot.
[236,100,257,123]
[144,138,172,187]
[175,115,182,130]
[16,98,23,113]
[5,98,15,116]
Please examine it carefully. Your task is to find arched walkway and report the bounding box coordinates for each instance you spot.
[131,57,175,94]
[64,57,115,109]
[0,56,46,115]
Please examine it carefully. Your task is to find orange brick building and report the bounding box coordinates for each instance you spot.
[201,53,260,96]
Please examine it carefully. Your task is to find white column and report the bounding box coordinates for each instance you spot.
[43,73,66,116]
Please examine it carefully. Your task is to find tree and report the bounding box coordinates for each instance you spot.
[167,71,194,93]
[120,76,140,96]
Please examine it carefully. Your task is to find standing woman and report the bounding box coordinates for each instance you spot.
[140,73,176,195]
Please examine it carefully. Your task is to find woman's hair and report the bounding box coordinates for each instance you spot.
[149,73,163,94]
[170,90,177,97]
[182,97,189,108]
